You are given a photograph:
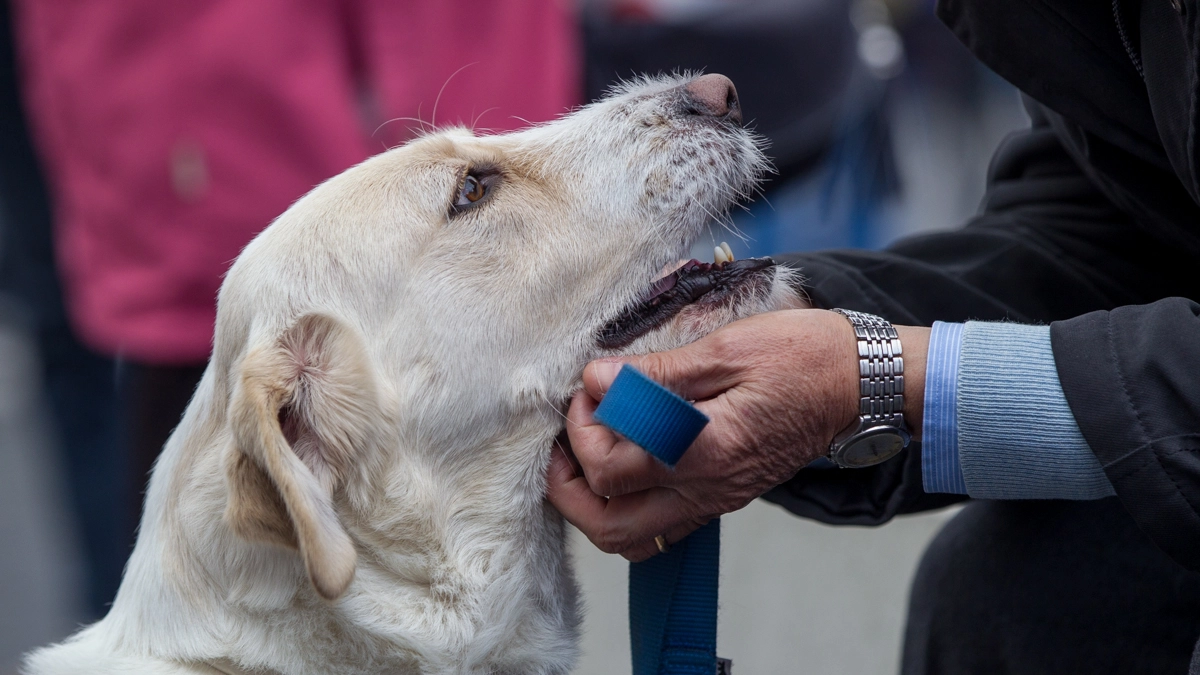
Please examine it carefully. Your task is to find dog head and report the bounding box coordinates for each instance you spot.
[214,74,790,604]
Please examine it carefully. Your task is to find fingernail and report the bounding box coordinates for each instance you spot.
[594,359,624,393]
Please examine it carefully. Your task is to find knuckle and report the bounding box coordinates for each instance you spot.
[595,539,622,555]
[594,526,632,555]
[706,426,745,468]
[714,491,748,515]
[643,351,697,391]
[571,434,603,463]
[585,466,614,495]
[638,355,673,387]
[675,493,708,522]
[625,548,652,563]
[704,329,741,363]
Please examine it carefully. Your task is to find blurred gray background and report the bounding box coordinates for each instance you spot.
[570,503,963,675]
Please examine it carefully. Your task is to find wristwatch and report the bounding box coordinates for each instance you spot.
[827,309,911,468]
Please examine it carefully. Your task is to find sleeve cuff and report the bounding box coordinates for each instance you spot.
[958,322,1114,500]
[921,321,968,494]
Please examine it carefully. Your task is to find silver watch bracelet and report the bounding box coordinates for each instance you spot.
[831,308,905,428]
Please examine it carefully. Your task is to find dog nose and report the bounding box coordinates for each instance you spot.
[683,74,742,125]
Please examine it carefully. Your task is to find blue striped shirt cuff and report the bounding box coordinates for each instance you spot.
[921,321,967,494]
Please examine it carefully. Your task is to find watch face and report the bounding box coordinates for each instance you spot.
[839,427,909,468]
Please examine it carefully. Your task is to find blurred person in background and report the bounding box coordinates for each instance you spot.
[0,0,127,623]
[7,0,578,618]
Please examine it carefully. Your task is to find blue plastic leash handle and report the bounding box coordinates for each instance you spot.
[593,365,709,466]
[593,365,722,675]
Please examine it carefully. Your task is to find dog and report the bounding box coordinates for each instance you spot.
[25,73,800,675]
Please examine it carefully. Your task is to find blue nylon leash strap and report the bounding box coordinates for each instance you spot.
[594,365,724,675]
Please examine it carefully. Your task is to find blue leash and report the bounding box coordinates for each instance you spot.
[595,365,726,675]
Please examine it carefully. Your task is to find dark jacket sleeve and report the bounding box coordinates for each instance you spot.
[763,104,1200,543]
[1051,300,1200,570]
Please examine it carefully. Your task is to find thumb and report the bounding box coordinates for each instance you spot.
[584,336,741,403]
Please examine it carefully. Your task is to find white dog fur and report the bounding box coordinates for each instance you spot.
[25,74,798,675]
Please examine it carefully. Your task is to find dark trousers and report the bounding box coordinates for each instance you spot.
[902,498,1200,675]
[121,363,207,526]
[3,1,207,615]
[1,1,128,618]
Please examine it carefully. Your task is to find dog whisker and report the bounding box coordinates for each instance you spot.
[470,107,500,133]
[687,194,726,228]
[373,116,437,146]
[538,390,588,437]
[431,62,480,130]
[686,193,750,246]
[718,218,753,246]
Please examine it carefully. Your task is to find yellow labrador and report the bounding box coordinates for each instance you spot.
[25,74,798,675]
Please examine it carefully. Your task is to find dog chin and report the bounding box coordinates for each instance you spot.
[609,266,799,356]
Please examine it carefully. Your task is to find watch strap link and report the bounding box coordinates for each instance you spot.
[832,309,905,428]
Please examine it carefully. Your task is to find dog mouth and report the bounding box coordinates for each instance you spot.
[598,249,776,350]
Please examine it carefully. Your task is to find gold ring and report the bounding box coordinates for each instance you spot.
[654,535,670,554]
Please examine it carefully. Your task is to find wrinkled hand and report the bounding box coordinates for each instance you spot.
[546,309,928,561]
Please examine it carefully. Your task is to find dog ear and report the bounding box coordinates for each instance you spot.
[224,313,384,600]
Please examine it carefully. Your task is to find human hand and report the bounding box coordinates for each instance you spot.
[546,309,928,561]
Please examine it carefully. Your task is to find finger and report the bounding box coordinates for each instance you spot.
[625,395,731,480]
[566,390,676,496]
[552,429,582,477]
[594,488,699,550]
[650,394,751,484]
[565,385,602,431]
[583,341,738,404]
[623,537,666,562]
[582,359,626,400]
[550,446,718,560]
[620,518,708,562]
[546,440,580,488]
[556,483,696,557]
[545,445,611,532]
[571,364,745,492]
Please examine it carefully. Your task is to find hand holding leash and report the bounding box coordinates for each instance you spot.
[546,309,929,561]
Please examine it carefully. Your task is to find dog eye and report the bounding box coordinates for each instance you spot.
[463,176,485,202]
[453,171,496,212]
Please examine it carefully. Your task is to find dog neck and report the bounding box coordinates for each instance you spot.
[89,372,580,675]
[200,658,283,675]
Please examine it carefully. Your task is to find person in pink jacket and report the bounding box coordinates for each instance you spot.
[17,0,578,361]
[11,0,578,610]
